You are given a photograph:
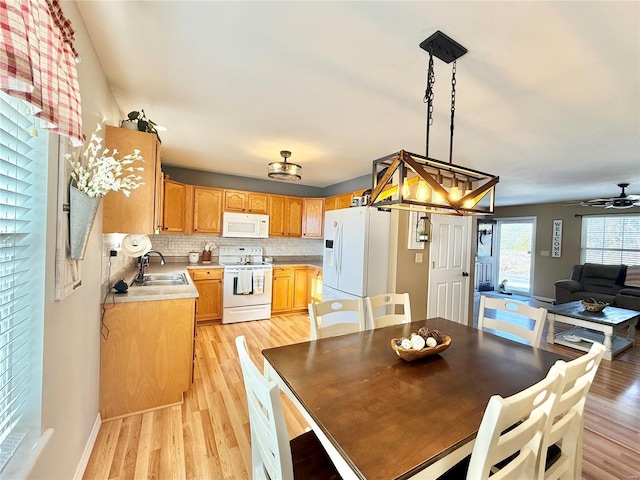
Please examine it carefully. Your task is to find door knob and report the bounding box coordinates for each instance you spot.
[462,271,469,277]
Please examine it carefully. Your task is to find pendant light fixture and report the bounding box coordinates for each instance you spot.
[370,31,499,215]
[268,150,302,181]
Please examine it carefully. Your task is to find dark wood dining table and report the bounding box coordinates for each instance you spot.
[262,317,567,480]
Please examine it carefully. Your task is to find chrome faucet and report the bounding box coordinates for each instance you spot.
[134,250,166,284]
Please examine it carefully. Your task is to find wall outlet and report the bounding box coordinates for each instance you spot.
[540,250,549,257]
[415,253,423,263]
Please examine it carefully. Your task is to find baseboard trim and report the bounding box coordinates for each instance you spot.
[73,412,101,480]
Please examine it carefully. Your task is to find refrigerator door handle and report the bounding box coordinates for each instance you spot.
[335,222,342,276]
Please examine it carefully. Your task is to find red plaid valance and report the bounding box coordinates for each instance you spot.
[0,0,82,146]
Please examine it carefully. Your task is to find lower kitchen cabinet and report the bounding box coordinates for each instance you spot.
[272,267,293,313]
[100,297,195,420]
[272,265,323,314]
[308,267,323,304]
[190,268,223,322]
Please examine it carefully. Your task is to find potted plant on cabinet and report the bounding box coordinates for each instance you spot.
[121,109,161,142]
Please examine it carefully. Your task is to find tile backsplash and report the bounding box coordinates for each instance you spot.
[148,234,323,258]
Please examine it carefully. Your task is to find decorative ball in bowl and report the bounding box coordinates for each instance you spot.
[581,298,608,312]
[391,327,451,361]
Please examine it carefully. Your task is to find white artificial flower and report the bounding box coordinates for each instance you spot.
[68,124,145,197]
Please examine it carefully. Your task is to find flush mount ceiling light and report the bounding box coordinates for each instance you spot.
[268,150,302,182]
[370,31,499,215]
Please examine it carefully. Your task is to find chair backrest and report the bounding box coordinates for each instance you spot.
[477,295,547,347]
[537,342,606,480]
[365,293,412,329]
[308,298,365,340]
[235,336,293,480]
[467,368,564,480]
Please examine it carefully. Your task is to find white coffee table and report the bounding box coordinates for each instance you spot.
[547,301,639,361]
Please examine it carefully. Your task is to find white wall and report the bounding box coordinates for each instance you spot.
[29,2,121,478]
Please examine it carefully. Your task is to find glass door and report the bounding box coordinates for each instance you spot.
[495,217,536,296]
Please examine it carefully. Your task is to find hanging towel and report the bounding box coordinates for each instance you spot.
[236,270,253,294]
[253,269,265,295]
[625,265,640,287]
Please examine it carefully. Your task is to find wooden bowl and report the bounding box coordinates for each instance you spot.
[581,299,608,312]
[390,335,452,361]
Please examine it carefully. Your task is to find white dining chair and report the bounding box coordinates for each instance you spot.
[437,367,564,480]
[477,295,548,347]
[365,293,412,329]
[308,298,365,340]
[235,336,341,480]
[537,342,606,480]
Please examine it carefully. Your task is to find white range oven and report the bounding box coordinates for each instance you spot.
[219,246,273,324]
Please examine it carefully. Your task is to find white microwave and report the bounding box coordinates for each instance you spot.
[222,212,269,238]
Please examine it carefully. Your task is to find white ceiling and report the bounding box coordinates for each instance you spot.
[76,1,640,207]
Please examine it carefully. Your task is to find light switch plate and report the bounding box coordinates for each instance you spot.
[415,253,423,263]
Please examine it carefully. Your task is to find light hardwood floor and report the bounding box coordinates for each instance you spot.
[84,310,640,480]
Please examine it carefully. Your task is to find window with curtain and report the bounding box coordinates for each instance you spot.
[0,90,47,475]
[581,215,640,265]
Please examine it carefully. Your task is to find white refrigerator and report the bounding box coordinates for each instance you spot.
[322,206,392,327]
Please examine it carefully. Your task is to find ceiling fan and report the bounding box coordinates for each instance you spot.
[574,183,640,209]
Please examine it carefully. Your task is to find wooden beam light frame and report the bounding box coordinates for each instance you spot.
[370,150,499,215]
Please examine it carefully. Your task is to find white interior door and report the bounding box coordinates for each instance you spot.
[427,214,472,324]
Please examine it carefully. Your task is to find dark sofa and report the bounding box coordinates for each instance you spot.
[554,263,640,312]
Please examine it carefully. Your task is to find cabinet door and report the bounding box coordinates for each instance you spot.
[224,190,247,212]
[247,193,268,213]
[302,198,324,238]
[272,267,293,313]
[269,195,287,236]
[161,179,187,233]
[324,196,337,212]
[286,197,303,237]
[195,280,222,321]
[336,192,354,209]
[292,267,309,311]
[308,267,323,304]
[103,126,160,234]
[194,186,223,234]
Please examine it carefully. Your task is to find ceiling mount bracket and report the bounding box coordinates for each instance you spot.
[419,30,467,63]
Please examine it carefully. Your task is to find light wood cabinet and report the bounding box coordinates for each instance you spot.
[324,190,366,212]
[100,297,195,420]
[269,195,303,237]
[103,126,163,234]
[161,178,190,234]
[271,266,293,313]
[292,267,309,311]
[302,198,324,238]
[224,189,268,213]
[193,186,223,234]
[190,269,223,322]
[308,267,323,304]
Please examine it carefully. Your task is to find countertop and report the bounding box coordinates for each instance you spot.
[106,264,199,304]
[105,259,323,304]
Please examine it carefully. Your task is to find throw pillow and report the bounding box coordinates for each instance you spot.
[625,265,640,287]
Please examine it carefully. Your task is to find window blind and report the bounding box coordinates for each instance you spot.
[0,91,45,473]
[581,215,640,265]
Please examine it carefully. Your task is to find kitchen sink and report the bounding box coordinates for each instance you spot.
[137,273,188,286]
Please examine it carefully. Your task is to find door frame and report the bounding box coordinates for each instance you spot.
[495,216,537,296]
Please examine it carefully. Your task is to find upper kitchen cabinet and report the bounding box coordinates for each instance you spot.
[224,189,268,214]
[161,178,192,234]
[302,198,324,239]
[193,186,223,234]
[269,195,303,237]
[103,126,162,233]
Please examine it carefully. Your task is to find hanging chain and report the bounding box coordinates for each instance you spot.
[448,59,457,164]
[423,46,435,158]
